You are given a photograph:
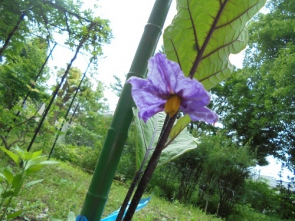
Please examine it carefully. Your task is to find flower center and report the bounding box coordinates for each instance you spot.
[164,95,180,118]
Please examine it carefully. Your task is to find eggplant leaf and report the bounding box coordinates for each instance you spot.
[132,109,198,167]
[132,108,159,170]
[163,0,266,90]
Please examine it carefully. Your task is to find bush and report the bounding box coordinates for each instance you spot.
[227,204,281,221]
[147,167,179,201]
[65,124,103,148]
[52,144,100,172]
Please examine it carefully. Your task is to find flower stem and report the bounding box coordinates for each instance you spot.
[123,113,177,221]
[116,114,168,221]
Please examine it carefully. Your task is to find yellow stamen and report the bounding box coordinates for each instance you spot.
[164,95,181,118]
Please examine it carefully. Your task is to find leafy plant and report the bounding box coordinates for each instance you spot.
[132,108,199,169]
[0,146,58,220]
[52,144,100,172]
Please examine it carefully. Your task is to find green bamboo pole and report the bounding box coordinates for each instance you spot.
[80,1,172,220]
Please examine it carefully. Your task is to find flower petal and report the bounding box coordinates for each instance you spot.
[185,106,218,124]
[127,76,166,122]
[174,76,211,106]
[147,53,183,96]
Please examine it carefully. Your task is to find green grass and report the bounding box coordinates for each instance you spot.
[0,154,223,221]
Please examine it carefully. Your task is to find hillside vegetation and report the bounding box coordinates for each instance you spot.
[0,153,222,221]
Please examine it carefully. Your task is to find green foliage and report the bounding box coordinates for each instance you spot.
[146,133,255,218]
[0,38,49,110]
[110,75,123,97]
[0,146,57,220]
[0,0,112,153]
[240,180,279,215]
[197,134,254,217]
[246,0,295,64]
[132,109,198,169]
[161,0,267,142]
[274,179,295,220]
[164,0,266,90]
[116,125,138,179]
[52,144,100,172]
[0,157,224,220]
[228,204,281,221]
[212,0,295,165]
[65,124,103,148]
[0,0,112,59]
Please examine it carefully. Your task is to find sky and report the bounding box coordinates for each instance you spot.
[47,0,293,182]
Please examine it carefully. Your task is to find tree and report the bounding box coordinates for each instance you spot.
[110,75,123,97]
[0,37,50,148]
[212,0,295,166]
[64,78,109,148]
[0,37,48,110]
[51,67,82,124]
[195,134,254,218]
[0,0,112,59]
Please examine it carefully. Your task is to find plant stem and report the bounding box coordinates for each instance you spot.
[0,195,13,221]
[116,115,163,221]
[115,169,142,221]
[0,184,9,217]
[123,113,177,221]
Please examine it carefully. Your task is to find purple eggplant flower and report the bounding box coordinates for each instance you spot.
[127,53,218,124]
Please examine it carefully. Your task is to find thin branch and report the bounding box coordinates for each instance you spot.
[27,22,96,152]
[0,135,9,149]
[0,13,26,57]
[48,59,92,159]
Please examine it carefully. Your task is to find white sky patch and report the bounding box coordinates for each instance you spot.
[254,156,294,182]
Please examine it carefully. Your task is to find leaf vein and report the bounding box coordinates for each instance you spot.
[189,0,229,78]
[201,29,243,60]
[199,66,228,83]
[216,1,260,29]
[186,0,200,52]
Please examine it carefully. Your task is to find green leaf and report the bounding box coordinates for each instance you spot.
[3,168,14,184]
[0,172,6,182]
[1,190,13,198]
[132,109,198,167]
[24,179,44,189]
[7,210,22,219]
[163,0,266,90]
[160,134,199,167]
[132,108,159,170]
[24,156,56,171]
[12,173,23,189]
[0,146,20,166]
[160,114,199,166]
[12,173,24,196]
[25,165,44,175]
[15,146,32,161]
[31,150,43,159]
[39,160,59,165]
[168,115,191,144]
